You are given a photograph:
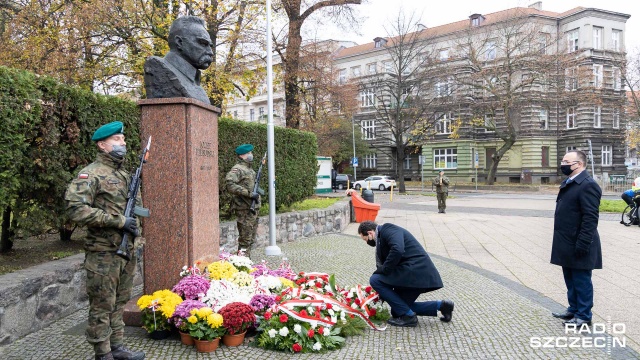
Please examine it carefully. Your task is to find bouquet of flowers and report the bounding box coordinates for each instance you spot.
[207,261,238,280]
[228,254,253,272]
[251,259,296,280]
[185,307,226,340]
[202,279,253,311]
[179,263,202,278]
[172,274,210,300]
[249,294,276,316]
[340,285,390,323]
[293,272,338,296]
[218,302,257,335]
[137,289,183,333]
[170,299,207,331]
[230,271,255,287]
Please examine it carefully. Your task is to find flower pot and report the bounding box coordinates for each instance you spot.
[222,331,246,347]
[149,329,172,340]
[194,338,220,352]
[179,331,194,346]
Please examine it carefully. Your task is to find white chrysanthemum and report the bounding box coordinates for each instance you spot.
[307,306,314,315]
[330,315,337,323]
[230,271,255,287]
[351,303,358,309]
[228,255,253,270]
[324,285,332,292]
[328,309,335,316]
[293,324,302,333]
[322,327,331,336]
[202,279,239,311]
[279,327,290,337]
[313,342,322,351]
[268,329,277,338]
[255,275,282,294]
[309,321,318,329]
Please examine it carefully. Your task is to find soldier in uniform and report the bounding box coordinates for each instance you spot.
[225,143,260,258]
[65,121,145,360]
[432,170,450,214]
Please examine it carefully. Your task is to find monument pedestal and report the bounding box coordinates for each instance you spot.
[138,97,220,293]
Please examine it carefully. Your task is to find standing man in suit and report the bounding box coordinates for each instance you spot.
[432,170,449,213]
[356,219,454,327]
[551,150,602,327]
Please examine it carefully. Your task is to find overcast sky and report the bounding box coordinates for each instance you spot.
[315,0,639,52]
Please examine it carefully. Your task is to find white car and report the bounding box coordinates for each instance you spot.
[353,175,396,191]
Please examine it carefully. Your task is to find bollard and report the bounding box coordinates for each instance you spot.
[362,188,374,203]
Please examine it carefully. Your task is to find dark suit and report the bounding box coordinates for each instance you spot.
[369,223,443,317]
[551,170,602,321]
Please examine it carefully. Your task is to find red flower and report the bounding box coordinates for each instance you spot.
[369,308,377,316]
[309,275,316,280]
[355,299,361,306]
[365,286,372,293]
[318,326,325,335]
[326,303,333,310]
[300,310,308,317]
[315,282,322,288]
[349,314,354,319]
[279,314,288,323]
[275,295,282,302]
[292,343,302,352]
[264,312,272,320]
[307,328,315,338]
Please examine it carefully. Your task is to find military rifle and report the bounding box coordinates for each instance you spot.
[116,136,152,260]
[250,152,267,215]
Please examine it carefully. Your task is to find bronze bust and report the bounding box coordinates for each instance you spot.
[144,16,213,104]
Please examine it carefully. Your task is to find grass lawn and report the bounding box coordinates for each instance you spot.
[600,199,627,213]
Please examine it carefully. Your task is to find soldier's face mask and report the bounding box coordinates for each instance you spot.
[244,154,254,162]
[108,144,127,159]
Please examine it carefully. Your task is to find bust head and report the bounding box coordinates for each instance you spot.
[168,16,213,70]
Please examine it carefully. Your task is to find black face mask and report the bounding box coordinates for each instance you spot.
[367,238,376,247]
[560,164,573,176]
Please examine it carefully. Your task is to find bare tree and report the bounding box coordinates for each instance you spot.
[360,12,442,192]
[275,0,362,129]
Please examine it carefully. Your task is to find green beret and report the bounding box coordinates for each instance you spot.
[91,121,124,142]
[235,144,254,155]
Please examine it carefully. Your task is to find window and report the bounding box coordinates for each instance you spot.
[439,49,449,61]
[539,108,549,130]
[384,61,393,73]
[593,106,601,128]
[486,41,496,60]
[338,69,346,84]
[567,107,576,129]
[593,26,602,49]
[565,67,578,90]
[249,108,255,121]
[593,64,603,88]
[434,148,458,169]
[259,107,264,119]
[612,30,621,51]
[366,63,377,74]
[613,108,620,128]
[485,76,498,96]
[437,113,453,134]
[363,153,377,168]
[602,145,612,166]
[567,29,579,53]
[361,120,376,140]
[471,18,480,27]
[360,88,376,107]
[404,154,411,169]
[233,110,238,118]
[484,114,495,132]
[542,146,550,167]
[351,66,361,77]
[567,146,577,153]
[613,67,621,90]
[538,33,548,54]
[435,78,452,97]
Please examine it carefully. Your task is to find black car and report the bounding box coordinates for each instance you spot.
[334,174,355,190]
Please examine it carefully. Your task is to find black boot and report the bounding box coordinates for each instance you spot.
[387,314,418,327]
[439,300,454,322]
[110,345,145,360]
[95,353,114,360]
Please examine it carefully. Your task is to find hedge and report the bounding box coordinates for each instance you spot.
[0,66,317,250]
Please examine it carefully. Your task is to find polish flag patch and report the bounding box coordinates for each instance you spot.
[78,173,89,179]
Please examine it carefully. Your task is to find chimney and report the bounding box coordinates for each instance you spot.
[528,2,542,10]
[417,23,427,31]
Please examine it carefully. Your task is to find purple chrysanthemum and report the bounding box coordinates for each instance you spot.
[172,275,210,300]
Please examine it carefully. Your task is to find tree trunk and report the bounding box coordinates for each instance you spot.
[485,138,516,185]
[1,206,14,253]
[284,20,302,128]
[397,145,406,193]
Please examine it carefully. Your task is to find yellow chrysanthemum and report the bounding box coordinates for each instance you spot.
[230,271,254,287]
[207,261,238,280]
[187,315,198,324]
[206,313,223,328]
[136,295,153,310]
[279,277,295,289]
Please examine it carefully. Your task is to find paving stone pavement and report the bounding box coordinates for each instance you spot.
[1,192,638,359]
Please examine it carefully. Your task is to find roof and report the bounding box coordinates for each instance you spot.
[334,6,588,59]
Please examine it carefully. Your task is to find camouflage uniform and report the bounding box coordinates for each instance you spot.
[225,160,259,257]
[65,152,140,356]
[432,174,450,213]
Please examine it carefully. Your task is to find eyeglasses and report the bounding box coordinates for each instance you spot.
[560,160,579,165]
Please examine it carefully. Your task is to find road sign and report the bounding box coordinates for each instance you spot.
[352,157,359,167]
[474,151,479,169]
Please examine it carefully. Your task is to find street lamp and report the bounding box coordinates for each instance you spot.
[352,117,357,181]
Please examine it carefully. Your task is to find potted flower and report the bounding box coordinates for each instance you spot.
[170,299,207,345]
[172,274,210,300]
[218,302,256,346]
[185,307,226,352]
[136,289,183,339]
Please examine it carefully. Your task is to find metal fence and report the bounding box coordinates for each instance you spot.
[596,177,633,194]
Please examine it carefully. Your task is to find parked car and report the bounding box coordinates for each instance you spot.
[334,174,354,190]
[353,175,396,191]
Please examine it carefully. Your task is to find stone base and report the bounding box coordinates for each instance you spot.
[123,296,142,327]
